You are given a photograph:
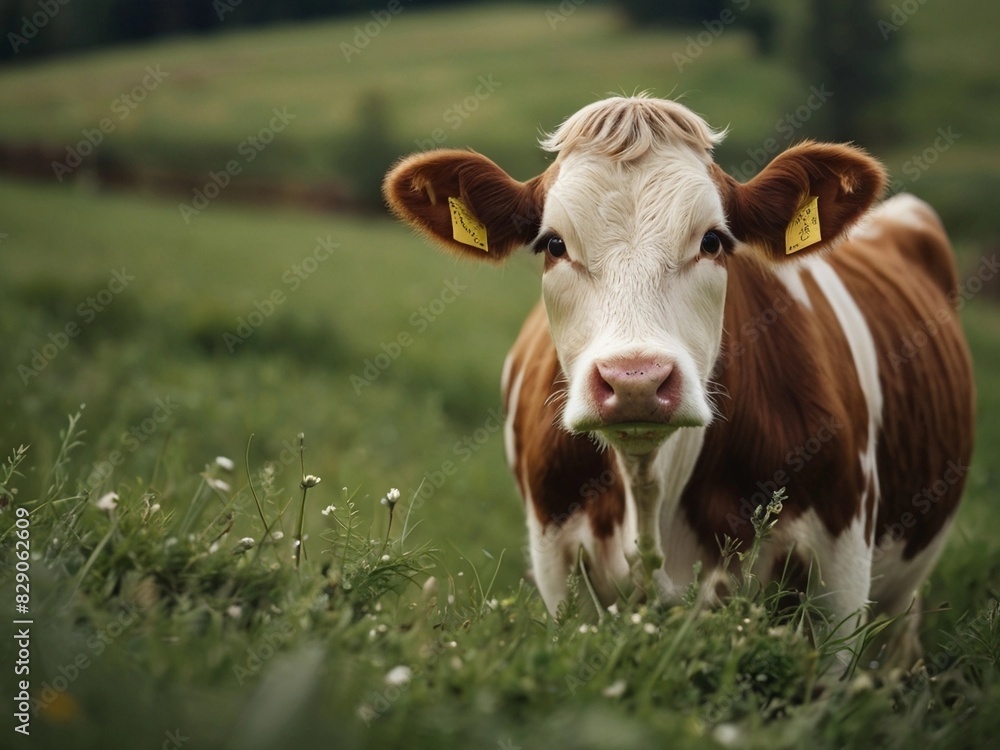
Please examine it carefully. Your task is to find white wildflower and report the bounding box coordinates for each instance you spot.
[233,537,255,554]
[226,604,243,619]
[384,665,412,687]
[301,474,321,489]
[96,492,118,512]
[381,487,400,509]
[206,477,231,493]
[713,723,743,747]
[643,622,657,635]
[602,679,627,699]
[321,504,336,516]
[215,456,235,471]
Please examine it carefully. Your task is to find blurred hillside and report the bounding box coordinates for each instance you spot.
[0,0,997,246]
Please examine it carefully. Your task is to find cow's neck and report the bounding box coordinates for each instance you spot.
[614,426,708,592]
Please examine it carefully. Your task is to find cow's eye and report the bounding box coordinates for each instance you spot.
[547,236,567,258]
[700,231,723,257]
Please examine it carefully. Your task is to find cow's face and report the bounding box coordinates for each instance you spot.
[535,140,731,452]
[385,96,885,455]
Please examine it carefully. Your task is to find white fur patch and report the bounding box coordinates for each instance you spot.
[809,259,884,534]
[774,261,813,310]
[503,363,526,474]
[870,517,954,618]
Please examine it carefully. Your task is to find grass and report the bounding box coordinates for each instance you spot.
[0,172,999,748]
[0,2,998,747]
[2,411,998,750]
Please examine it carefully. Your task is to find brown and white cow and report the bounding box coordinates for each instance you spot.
[384,95,974,665]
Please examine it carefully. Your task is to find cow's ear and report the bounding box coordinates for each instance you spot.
[383,149,546,262]
[713,141,887,263]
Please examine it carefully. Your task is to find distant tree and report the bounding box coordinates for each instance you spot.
[799,0,904,145]
[615,0,776,57]
[618,0,724,25]
[335,92,399,212]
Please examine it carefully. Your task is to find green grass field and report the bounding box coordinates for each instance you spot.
[1,2,999,748]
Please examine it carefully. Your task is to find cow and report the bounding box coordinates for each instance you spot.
[383,95,974,668]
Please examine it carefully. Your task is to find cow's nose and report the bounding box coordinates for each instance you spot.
[591,357,681,423]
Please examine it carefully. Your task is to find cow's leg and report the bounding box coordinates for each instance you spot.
[784,512,873,676]
[867,517,956,670]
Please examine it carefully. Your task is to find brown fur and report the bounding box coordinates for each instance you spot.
[384,99,973,622]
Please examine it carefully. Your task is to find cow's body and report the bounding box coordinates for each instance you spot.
[504,194,973,644]
[385,95,974,667]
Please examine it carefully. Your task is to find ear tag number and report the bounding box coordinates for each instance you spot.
[785,195,821,255]
[448,197,489,252]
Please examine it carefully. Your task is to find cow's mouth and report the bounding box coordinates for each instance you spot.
[578,418,703,454]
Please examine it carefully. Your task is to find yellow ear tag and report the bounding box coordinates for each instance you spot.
[785,195,821,255]
[448,197,488,252]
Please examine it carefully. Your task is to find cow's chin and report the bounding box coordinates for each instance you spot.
[578,418,704,456]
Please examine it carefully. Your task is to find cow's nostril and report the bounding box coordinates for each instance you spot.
[656,365,678,401]
[593,369,615,401]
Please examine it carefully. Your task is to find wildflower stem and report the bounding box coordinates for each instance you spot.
[380,504,395,557]
[292,433,315,569]
[294,484,308,568]
[244,434,271,538]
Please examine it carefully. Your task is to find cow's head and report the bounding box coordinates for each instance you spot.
[384,96,886,455]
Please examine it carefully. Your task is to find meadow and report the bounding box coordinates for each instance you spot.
[1,2,999,748]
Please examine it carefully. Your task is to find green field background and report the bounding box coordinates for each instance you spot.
[1,2,998,748]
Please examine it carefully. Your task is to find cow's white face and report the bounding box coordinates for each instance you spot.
[536,148,732,454]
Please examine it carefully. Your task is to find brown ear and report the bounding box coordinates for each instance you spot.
[383,149,546,262]
[713,141,887,262]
